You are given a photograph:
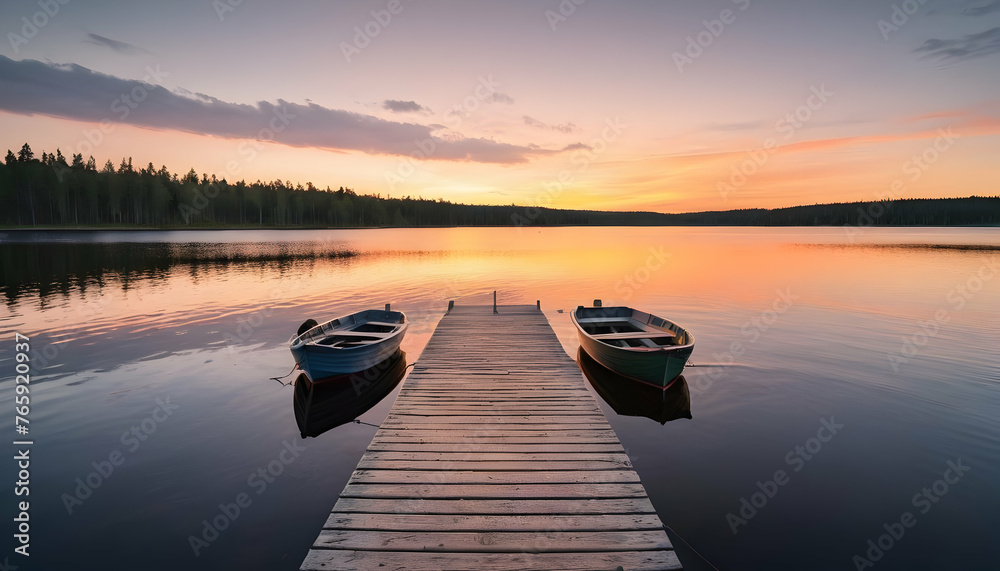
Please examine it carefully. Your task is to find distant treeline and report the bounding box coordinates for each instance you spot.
[2,143,998,227]
[0,143,664,227]
[656,196,1000,227]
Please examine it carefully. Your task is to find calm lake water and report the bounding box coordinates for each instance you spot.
[1,227,998,570]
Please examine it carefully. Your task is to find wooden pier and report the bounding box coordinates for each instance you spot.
[300,304,682,570]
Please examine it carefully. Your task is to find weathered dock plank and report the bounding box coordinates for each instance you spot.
[337,482,651,499]
[302,549,682,571]
[322,512,666,532]
[312,529,673,551]
[300,304,681,570]
[329,496,659,515]
[366,442,625,453]
[346,470,642,485]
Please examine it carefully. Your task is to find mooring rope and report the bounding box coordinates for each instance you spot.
[269,364,299,384]
[662,524,721,571]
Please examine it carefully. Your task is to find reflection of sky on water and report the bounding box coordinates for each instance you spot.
[0,226,997,570]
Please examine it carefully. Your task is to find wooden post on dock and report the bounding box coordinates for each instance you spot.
[447,300,454,314]
[493,290,498,314]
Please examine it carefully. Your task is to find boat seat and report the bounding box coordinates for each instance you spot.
[591,331,675,340]
[317,331,388,339]
[576,317,633,324]
[339,339,383,346]
[361,321,402,328]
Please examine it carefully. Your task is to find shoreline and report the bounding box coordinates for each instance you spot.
[3,223,1000,232]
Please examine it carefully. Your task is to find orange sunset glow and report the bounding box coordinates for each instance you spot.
[2,1,998,214]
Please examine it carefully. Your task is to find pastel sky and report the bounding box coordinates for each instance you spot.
[1,0,999,213]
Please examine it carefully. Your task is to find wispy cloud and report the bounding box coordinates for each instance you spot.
[0,56,566,164]
[963,0,1000,16]
[916,27,1000,63]
[489,92,515,104]
[382,99,427,113]
[662,116,998,166]
[708,120,766,132]
[523,115,579,133]
[85,33,151,55]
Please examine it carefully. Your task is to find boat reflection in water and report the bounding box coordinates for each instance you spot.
[293,350,407,438]
[577,348,692,425]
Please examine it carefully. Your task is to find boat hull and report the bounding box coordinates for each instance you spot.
[577,331,692,387]
[291,335,404,380]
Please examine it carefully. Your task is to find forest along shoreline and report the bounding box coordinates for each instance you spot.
[2,143,999,228]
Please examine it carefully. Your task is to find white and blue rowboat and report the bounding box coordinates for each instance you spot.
[572,301,694,387]
[289,305,407,381]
